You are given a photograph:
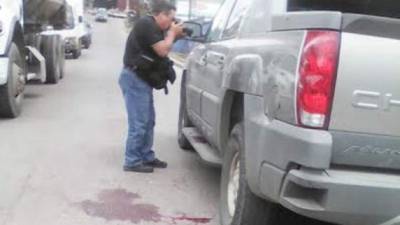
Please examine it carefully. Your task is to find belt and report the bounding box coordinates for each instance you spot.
[125,65,137,72]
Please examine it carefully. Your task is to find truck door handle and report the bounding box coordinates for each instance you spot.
[202,56,207,63]
[197,55,207,66]
[217,56,225,69]
[208,52,224,65]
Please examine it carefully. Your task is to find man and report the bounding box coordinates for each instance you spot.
[119,1,184,173]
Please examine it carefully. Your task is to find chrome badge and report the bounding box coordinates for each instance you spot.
[352,90,400,111]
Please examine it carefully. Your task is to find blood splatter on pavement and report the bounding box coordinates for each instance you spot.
[78,189,212,224]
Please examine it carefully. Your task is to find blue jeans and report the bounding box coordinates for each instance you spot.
[119,68,155,167]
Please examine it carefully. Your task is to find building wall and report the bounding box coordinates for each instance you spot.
[93,0,116,8]
[116,0,140,10]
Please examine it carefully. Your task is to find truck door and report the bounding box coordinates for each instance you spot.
[199,0,252,142]
[186,0,236,135]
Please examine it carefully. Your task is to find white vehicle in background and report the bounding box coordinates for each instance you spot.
[0,0,68,118]
[43,0,87,59]
[95,8,108,22]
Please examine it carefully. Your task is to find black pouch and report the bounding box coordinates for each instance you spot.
[135,54,169,89]
[146,70,169,90]
[135,54,155,72]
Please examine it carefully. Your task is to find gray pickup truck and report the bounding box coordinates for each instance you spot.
[177,0,400,225]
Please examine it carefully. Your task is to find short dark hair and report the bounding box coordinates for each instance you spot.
[151,1,176,15]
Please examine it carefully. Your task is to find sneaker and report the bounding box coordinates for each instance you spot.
[123,164,154,173]
[144,158,168,168]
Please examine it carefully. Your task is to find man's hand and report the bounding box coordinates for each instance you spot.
[169,22,184,38]
[152,22,184,57]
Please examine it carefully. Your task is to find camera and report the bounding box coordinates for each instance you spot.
[183,27,193,37]
[173,18,194,37]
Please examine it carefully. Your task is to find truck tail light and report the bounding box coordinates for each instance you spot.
[297,30,340,129]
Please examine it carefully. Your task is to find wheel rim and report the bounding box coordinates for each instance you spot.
[11,62,24,104]
[227,152,240,217]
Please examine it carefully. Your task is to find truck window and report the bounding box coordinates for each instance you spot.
[65,5,75,29]
[207,0,236,42]
[240,0,271,34]
[221,0,252,39]
[288,0,400,19]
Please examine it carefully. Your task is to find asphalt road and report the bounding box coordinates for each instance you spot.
[0,17,220,225]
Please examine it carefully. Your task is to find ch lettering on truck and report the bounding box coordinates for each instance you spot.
[352,90,400,111]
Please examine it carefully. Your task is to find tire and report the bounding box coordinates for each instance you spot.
[220,123,336,225]
[220,123,270,225]
[177,71,193,150]
[41,35,61,84]
[0,43,25,118]
[84,36,92,49]
[72,48,81,59]
[83,42,89,49]
[81,37,87,49]
[59,41,65,79]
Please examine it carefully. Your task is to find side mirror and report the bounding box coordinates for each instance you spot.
[183,22,207,43]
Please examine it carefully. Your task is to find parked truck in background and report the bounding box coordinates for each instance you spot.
[179,0,400,224]
[0,0,68,118]
[42,0,88,59]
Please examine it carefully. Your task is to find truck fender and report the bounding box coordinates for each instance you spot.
[0,17,22,86]
[222,54,264,96]
[216,55,263,151]
[0,17,19,56]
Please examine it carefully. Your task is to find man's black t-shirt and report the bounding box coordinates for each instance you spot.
[123,15,164,68]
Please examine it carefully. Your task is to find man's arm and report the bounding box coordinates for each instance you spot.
[152,23,183,57]
[152,31,177,57]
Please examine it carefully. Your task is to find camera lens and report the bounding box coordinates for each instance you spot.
[183,27,193,37]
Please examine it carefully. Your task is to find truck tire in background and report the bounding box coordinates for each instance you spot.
[72,48,81,59]
[41,35,62,84]
[86,38,92,49]
[177,71,193,150]
[0,43,26,118]
[220,123,335,225]
[59,41,65,79]
[82,37,91,49]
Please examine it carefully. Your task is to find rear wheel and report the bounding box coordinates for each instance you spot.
[177,71,193,150]
[72,48,81,59]
[0,43,25,118]
[220,123,270,225]
[59,40,65,79]
[220,123,333,225]
[41,35,62,84]
[83,36,91,49]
